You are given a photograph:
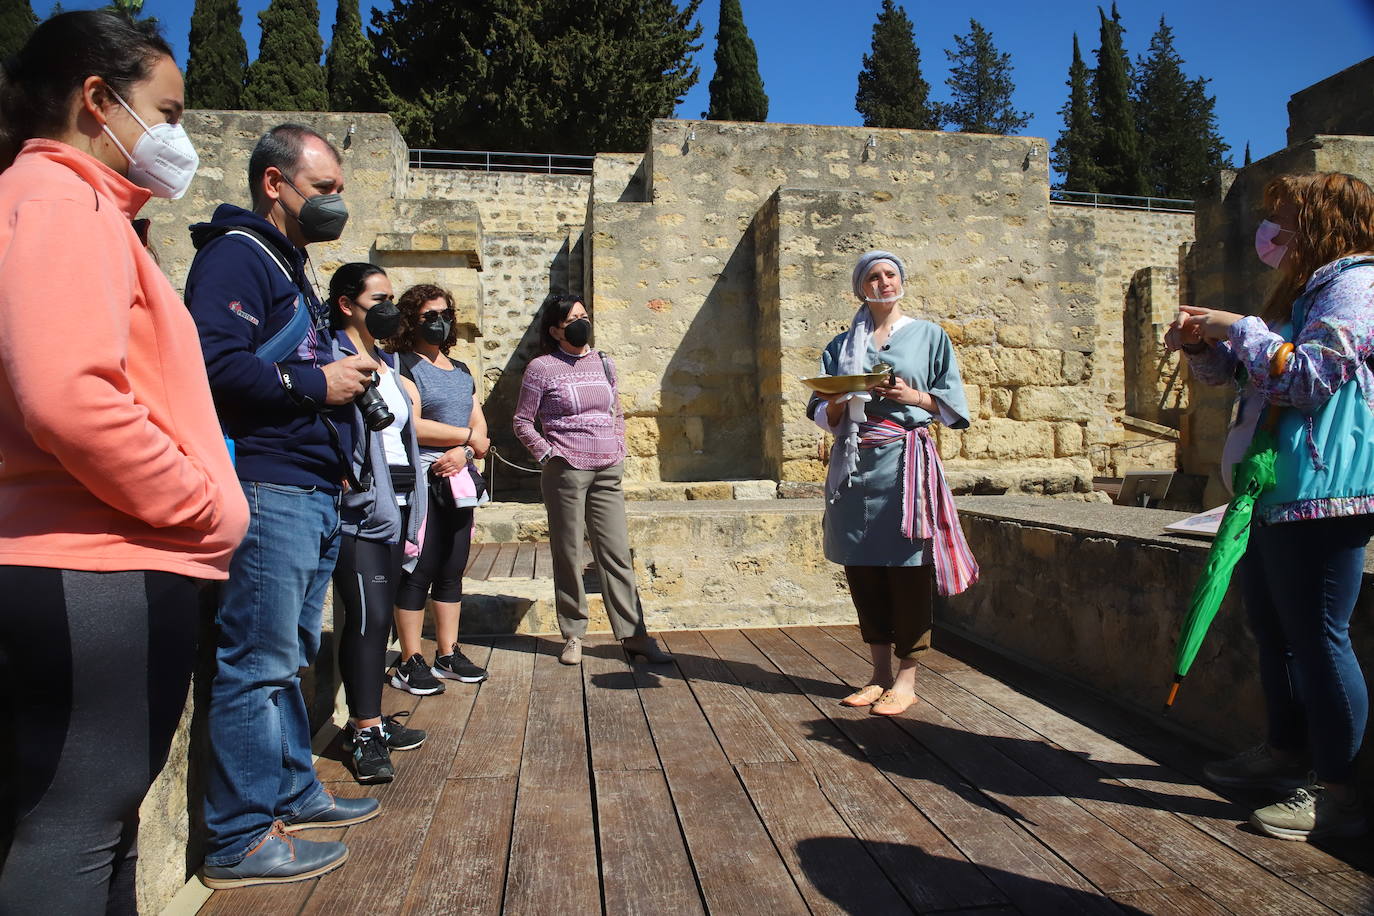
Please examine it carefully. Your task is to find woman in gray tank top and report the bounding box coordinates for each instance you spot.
[385,284,491,692]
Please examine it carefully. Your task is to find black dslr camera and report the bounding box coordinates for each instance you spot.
[354,373,394,432]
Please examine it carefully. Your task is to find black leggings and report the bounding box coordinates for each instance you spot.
[395,488,472,609]
[333,524,406,722]
[0,567,199,916]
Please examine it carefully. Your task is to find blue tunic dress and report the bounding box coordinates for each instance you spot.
[809,318,971,567]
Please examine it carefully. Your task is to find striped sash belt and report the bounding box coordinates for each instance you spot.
[858,418,979,596]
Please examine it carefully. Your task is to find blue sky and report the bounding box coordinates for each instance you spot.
[37,0,1374,167]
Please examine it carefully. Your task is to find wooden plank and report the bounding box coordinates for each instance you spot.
[1112,886,1232,915]
[508,541,536,579]
[467,543,501,581]
[937,662,1369,885]
[449,636,536,779]
[633,646,811,916]
[399,776,517,916]
[736,760,912,916]
[596,769,705,916]
[300,646,493,916]
[581,634,661,773]
[743,627,914,759]
[532,541,553,580]
[196,828,345,916]
[1287,871,1374,916]
[503,640,599,915]
[894,656,1339,915]
[463,542,491,577]
[490,542,520,579]
[742,628,1007,912]
[784,626,1183,897]
[660,630,795,765]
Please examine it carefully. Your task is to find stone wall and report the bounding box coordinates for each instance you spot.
[937,497,1374,793]
[1287,56,1374,146]
[589,119,1191,489]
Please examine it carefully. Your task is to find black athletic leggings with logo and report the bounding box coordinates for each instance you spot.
[332,528,406,722]
[0,567,199,916]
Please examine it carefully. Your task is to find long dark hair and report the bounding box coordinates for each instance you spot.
[327,262,385,329]
[0,11,173,170]
[538,293,583,355]
[386,283,458,354]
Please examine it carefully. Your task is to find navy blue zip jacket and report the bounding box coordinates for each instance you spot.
[185,204,352,491]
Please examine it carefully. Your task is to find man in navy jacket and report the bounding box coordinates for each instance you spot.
[189,124,380,888]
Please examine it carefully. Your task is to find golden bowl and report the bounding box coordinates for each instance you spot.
[799,368,892,395]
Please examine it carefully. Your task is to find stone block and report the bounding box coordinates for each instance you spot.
[1010,386,1096,422]
[778,481,824,499]
[959,418,1055,460]
[685,482,733,500]
[996,324,1032,348]
[733,480,779,500]
[624,417,659,458]
[1054,422,1086,457]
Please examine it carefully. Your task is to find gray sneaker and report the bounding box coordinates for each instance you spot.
[1202,743,1309,793]
[1250,785,1369,841]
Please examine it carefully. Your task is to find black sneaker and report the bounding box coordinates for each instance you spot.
[432,644,489,683]
[390,653,445,695]
[351,726,394,784]
[381,711,427,751]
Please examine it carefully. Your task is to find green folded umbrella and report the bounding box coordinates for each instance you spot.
[1164,427,1278,711]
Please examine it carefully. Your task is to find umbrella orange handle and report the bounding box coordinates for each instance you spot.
[1163,676,1182,712]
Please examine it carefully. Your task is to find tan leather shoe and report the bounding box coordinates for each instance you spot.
[841,684,885,707]
[559,636,582,665]
[870,690,918,716]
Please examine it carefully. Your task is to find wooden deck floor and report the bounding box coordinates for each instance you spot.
[197,626,1374,916]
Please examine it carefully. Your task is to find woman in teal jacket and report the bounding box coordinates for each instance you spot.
[1169,172,1374,841]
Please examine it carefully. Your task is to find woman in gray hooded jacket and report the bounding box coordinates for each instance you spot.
[329,262,428,784]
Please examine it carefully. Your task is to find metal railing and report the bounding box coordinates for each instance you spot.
[1051,189,1194,212]
[408,148,596,175]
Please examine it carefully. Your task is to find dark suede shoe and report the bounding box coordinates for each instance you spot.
[281,789,380,832]
[201,822,347,889]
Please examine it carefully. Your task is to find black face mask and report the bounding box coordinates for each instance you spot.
[363,299,401,340]
[283,176,349,243]
[420,315,451,345]
[563,317,591,348]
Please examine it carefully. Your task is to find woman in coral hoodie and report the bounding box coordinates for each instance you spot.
[0,12,247,913]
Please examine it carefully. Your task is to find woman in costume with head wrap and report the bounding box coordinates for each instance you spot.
[808,251,978,715]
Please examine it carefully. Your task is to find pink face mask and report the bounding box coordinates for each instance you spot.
[1255,219,1290,269]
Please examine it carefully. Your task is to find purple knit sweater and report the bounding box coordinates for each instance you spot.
[513,349,627,470]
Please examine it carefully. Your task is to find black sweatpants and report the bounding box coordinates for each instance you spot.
[843,565,934,660]
[332,529,405,722]
[0,567,199,916]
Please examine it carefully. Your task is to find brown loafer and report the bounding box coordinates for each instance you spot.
[841,685,885,707]
[870,690,918,716]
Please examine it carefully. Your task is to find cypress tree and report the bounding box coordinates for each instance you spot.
[0,0,36,60]
[325,0,376,110]
[854,0,936,130]
[1052,34,1105,191]
[1134,16,1229,198]
[185,0,247,110]
[1243,142,1251,167]
[1091,4,1147,196]
[940,18,1030,135]
[242,0,327,112]
[705,0,767,121]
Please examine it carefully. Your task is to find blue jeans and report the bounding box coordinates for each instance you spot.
[203,481,340,865]
[1240,513,1373,783]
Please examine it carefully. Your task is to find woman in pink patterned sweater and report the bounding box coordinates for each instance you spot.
[514,294,673,666]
